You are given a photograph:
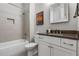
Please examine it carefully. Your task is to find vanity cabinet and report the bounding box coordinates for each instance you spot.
[35,35,77,56]
[38,40,76,56]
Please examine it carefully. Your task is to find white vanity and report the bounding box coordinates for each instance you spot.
[34,34,79,56]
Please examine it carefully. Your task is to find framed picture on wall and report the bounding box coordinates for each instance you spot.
[36,11,44,25]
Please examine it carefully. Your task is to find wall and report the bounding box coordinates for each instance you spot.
[23,3,35,42]
[0,3,24,43]
[29,4,35,42]
[35,3,78,33]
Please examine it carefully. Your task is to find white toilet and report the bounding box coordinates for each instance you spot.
[25,40,38,56]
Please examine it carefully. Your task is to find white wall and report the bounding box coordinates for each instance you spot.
[23,3,35,42]
[0,3,24,43]
[29,4,35,42]
[35,3,78,33]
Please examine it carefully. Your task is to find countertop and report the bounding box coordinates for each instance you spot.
[37,33,79,40]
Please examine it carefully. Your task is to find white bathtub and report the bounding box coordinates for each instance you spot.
[0,39,28,56]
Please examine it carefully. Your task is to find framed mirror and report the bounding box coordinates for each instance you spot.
[50,3,69,23]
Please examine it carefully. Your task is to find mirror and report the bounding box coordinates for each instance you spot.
[50,3,69,23]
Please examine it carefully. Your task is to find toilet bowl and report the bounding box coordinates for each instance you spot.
[25,40,38,56]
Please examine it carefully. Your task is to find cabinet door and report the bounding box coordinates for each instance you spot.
[52,47,76,56]
[38,44,50,56]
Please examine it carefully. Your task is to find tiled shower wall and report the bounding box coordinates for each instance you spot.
[0,3,24,43]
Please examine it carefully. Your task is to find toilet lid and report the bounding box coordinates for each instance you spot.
[25,43,37,48]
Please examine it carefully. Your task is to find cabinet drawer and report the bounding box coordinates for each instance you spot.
[61,38,77,51]
[39,35,61,46]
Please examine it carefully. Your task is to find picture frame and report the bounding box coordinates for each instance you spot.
[36,11,44,25]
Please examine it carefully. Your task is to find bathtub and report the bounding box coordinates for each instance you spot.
[0,39,28,56]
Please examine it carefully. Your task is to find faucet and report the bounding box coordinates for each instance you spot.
[55,29,62,34]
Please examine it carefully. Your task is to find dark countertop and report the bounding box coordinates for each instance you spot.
[37,33,79,40]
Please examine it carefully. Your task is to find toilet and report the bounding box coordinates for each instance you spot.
[25,39,38,56]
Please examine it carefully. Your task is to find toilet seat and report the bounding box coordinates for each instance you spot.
[25,43,37,50]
